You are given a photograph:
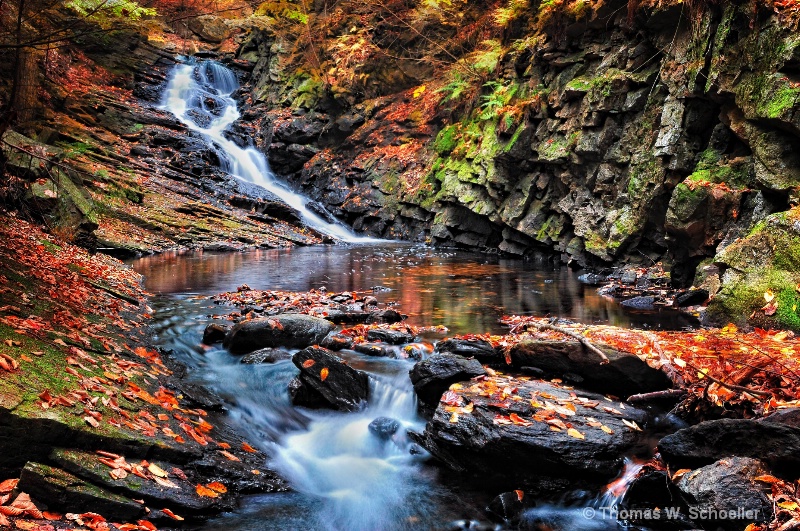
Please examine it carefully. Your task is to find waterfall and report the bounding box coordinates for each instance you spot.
[161,60,376,243]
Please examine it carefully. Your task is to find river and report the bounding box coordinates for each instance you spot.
[133,244,689,530]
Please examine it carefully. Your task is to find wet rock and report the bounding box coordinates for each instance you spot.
[658,419,800,475]
[177,382,226,411]
[368,417,400,440]
[203,241,241,252]
[620,296,657,310]
[366,328,414,344]
[411,377,647,486]
[508,340,672,397]
[409,354,487,406]
[367,309,404,324]
[291,346,369,411]
[354,343,391,357]
[324,310,371,324]
[399,343,428,361]
[676,457,772,530]
[674,289,709,307]
[620,270,639,284]
[18,462,144,520]
[202,323,229,344]
[223,314,335,354]
[760,407,800,428]
[240,347,292,364]
[578,273,608,285]
[620,470,691,527]
[288,376,327,409]
[486,491,530,525]
[319,333,354,351]
[435,338,498,364]
[50,448,231,514]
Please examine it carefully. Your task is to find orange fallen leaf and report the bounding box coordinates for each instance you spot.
[42,511,62,520]
[754,474,781,484]
[0,478,18,493]
[514,489,524,501]
[207,482,227,494]
[136,520,157,531]
[778,501,799,511]
[219,450,241,462]
[320,367,329,381]
[302,359,315,368]
[196,484,219,498]
[567,428,585,439]
[147,463,168,478]
[162,508,184,521]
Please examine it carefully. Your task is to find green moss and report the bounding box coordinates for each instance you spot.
[776,288,800,329]
[433,124,460,155]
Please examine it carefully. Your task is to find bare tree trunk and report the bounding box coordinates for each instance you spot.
[12,46,39,124]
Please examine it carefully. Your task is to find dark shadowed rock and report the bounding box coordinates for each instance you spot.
[354,343,392,357]
[241,348,292,364]
[368,417,400,440]
[367,328,415,344]
[202,323,229,344]
[288,376,327,409]
[410,377,647,487]
[620,296,657,310]
[508,340,672,397]
[658,419,800,475]
[676,457,772,530]
[620,470,692,528]
[320,333,354,351]
[578,273,609,285]
[323,310,371,324]
[760,407,800,428]
[291,346,369,411]
[486,491,530,525]
[409,354,487,406]
[18,462,144,521]
[368,309,404,324]
[435,338,498,364]
[223,314,335,354]
[674,289,709,307]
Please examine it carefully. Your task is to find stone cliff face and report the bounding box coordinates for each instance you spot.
[234,0,800,326]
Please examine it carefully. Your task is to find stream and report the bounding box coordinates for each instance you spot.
[144,61,691,530]
[134,245,689,531]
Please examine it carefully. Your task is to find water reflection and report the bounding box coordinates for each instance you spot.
[131,244,695,335]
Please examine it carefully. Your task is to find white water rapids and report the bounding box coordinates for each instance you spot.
[162,60,374,243]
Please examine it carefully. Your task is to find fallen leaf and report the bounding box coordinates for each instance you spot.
[320,367,329,381]
[162,508,184,521]
[600,425,614,435]
[0,479,18,493]
[779,501,799,511]
[302,359,315,368]
[196,484,219,498]
[84,416,100,428]
[219,450,241,462]
[622,419,642,431]
[207,481,227,494]
[514,489,524,501]
[242,443,258,453]
[754,474,781,484]
[153,475,179,489]
[567,428,585,439]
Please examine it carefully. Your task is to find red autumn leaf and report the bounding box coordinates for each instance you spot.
[42,511,62,520]
[136,520,157,531]
[84,416,100,428]
[0,479,18,493]
[515,489,524,501]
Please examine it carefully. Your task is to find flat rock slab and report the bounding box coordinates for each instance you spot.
[223,314,335,354]
[677,457,772,530]
[291,346,369,411]
[658,418,800,475]
[366,328,415,344]
[411,375,647,486]
[18,461,144,521]
[509,340,672,397]
[409,353,487,406]
[51,448,231,514]
[435,338,498,364]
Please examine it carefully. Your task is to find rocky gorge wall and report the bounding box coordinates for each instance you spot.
[231,0,800,326]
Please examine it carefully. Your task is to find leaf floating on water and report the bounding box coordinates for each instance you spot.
[302,359,315,368]
[567,428,585,439]
[320,367,329,381]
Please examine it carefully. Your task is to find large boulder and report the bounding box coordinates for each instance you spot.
[658,419,800,475]
[410,376,647,487]
[435,338,498,364]
[508,340,672,397]
[223,314,335,354]
[290,346,369,411]
[676,457,772,530]
[409,353,487,406]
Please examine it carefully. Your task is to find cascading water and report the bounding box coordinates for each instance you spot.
[162,60,374,243]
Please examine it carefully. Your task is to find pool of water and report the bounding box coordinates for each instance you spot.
[132,244,689,530]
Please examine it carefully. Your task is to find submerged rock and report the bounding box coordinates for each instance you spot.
[368,417,400,440]
[409,354,487,406]
[410,377,647,487]
[676,457,772,530]
[291,346,369,411]
[223,314,335,354]
[658,419,800,475]
[508,340,672,397]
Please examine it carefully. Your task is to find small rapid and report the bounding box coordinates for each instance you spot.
[161,60,374,242]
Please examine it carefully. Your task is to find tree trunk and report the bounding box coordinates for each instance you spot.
[12,46,39,124]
